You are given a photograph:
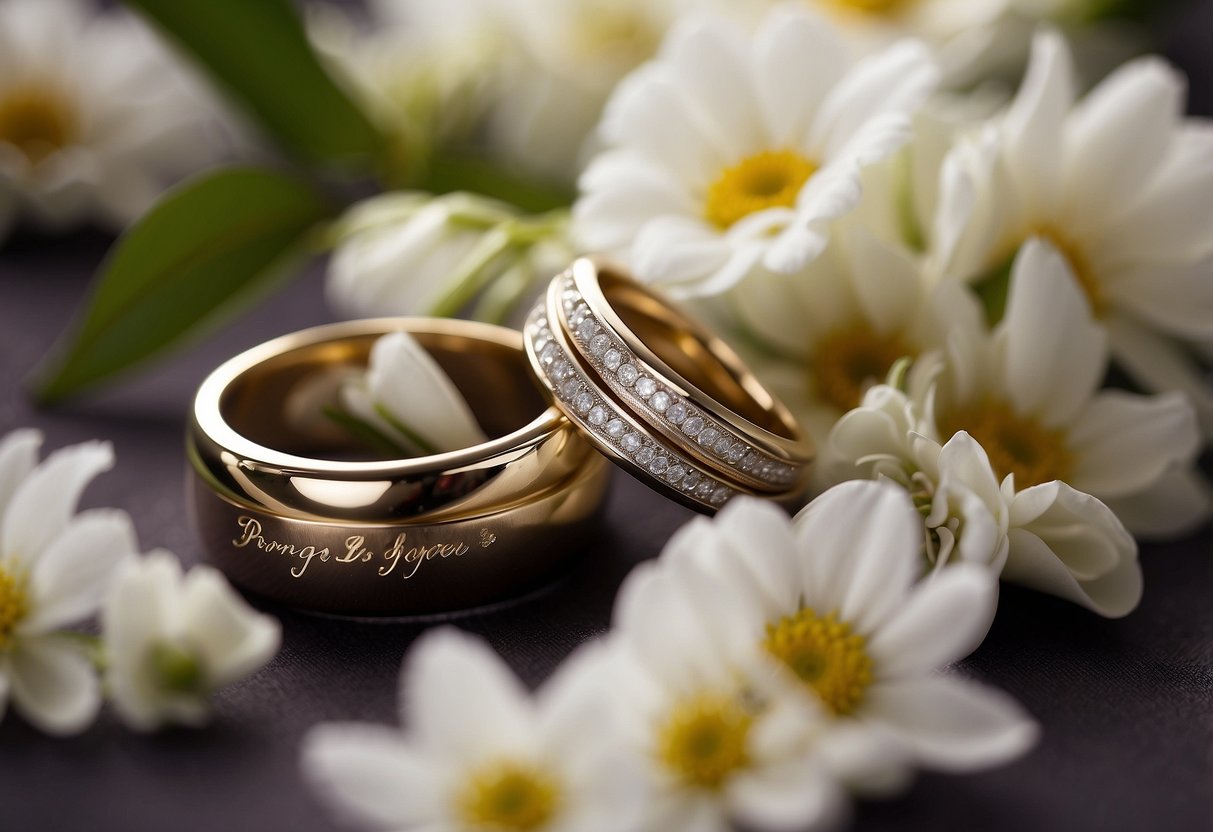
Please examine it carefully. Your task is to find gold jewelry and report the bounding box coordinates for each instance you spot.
[188,318,610,616]
[525,258,812,512]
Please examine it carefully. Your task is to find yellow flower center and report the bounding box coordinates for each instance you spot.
[0,565,30,651]
[1033,227,1104,316]
[0,83,77,165]
[812,325,913,412]
[705,149,818,229]
[944,399,1072,488]
[826,0,918,17]
[763,607,873,717]
[457,761,561,831]
[657,693,753,791]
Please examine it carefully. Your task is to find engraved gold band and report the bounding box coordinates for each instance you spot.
[188,318,610,616]
[525,258,812,512]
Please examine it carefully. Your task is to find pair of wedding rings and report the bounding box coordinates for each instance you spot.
[188,258,812,616]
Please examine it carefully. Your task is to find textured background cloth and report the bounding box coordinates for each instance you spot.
[2,5,1213,829]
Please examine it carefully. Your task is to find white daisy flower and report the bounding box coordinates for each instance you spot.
[919,239,1209,539]
[338,330,488,456]
[931,30,1213,439]
[302,628,641,832]
[574,6,938,295]
[654,490,1039,777]
[102,552,281,731]
[823,383,1143,617]
[327,191,572,324]
[0,429,137,735]
[724,216,981,447]
[610,558,875,832]
[0,0,222,240]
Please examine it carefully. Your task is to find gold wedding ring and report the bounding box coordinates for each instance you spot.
[525,258,812,512]
[188,318,610,616]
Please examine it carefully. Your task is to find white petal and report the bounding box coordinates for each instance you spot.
[405,628,535,761]
[574,153,697,252]
[662,17,763,161]
[868,564,997,678]
[1101,466,1213,540]
[632,215,731,288]
[1005,483,1141,617]
[998,239,1106,426]
[1101,124,1213,262]
[180,565,280,688]
[713,498,803,618]
[9,635,100,736]
[864,675,1038,771]
[1106,313,1213,441]
[1000,30,1073,217]
[0,429,40,521]
[2,440,113,570]
[1067,390,1199,499]
[361,331,487,454]
[1102,255,1213,341]
[301,723,443,828]
[810,40,937,161]
[793,481,921,634]
[1063,57,1184,222]
[814,721,912,797]
[842,226,924,337]
[23,509,137,633]
[727,757,845,832]
[753,8,848,147]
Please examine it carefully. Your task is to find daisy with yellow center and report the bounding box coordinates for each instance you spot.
[303,629,637,832]
[610,557,851,831]
[933,30,1213,443]
[926,240,1205,538]
[635,491,1037,786]
[575,5,938,294]
[728,218,981,451]
[0,429,139,735]
[0,0,221,241]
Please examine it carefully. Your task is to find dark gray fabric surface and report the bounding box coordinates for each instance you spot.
[2,5,1213,829]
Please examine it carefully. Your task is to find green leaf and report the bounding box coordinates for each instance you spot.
[36,167,335,404]
[123,0,383,169]
[974,250,1018,328]
[417,151,576,213]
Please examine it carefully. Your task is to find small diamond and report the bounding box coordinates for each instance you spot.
[571,303,590,324]
[562,290,578,310]
[759,462,775,479]
[711,486,730,505]
[727,444,746,464]
[617,364,639,386]
[621,432,642,453]
[742,452,758,471]
[636,446,655,465]
[651,392,671,412]
[604,349,622,370]
[606,419,625,438]
[635,377,657,398]
[574,392,593,414]
[666,402,688,424]
[666,465,686,483]
[682,417,704,437]
[588,405,607,426]
[682,470,701,490]
[590,334,610,356]
[552,361,572,381]
[698,427,719,447]
[713,437,732,457]
[696,480,714,498]
[540,343,558,366]
[560,378,580,399]
[649,456,669,475]
[577,318,598,341]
